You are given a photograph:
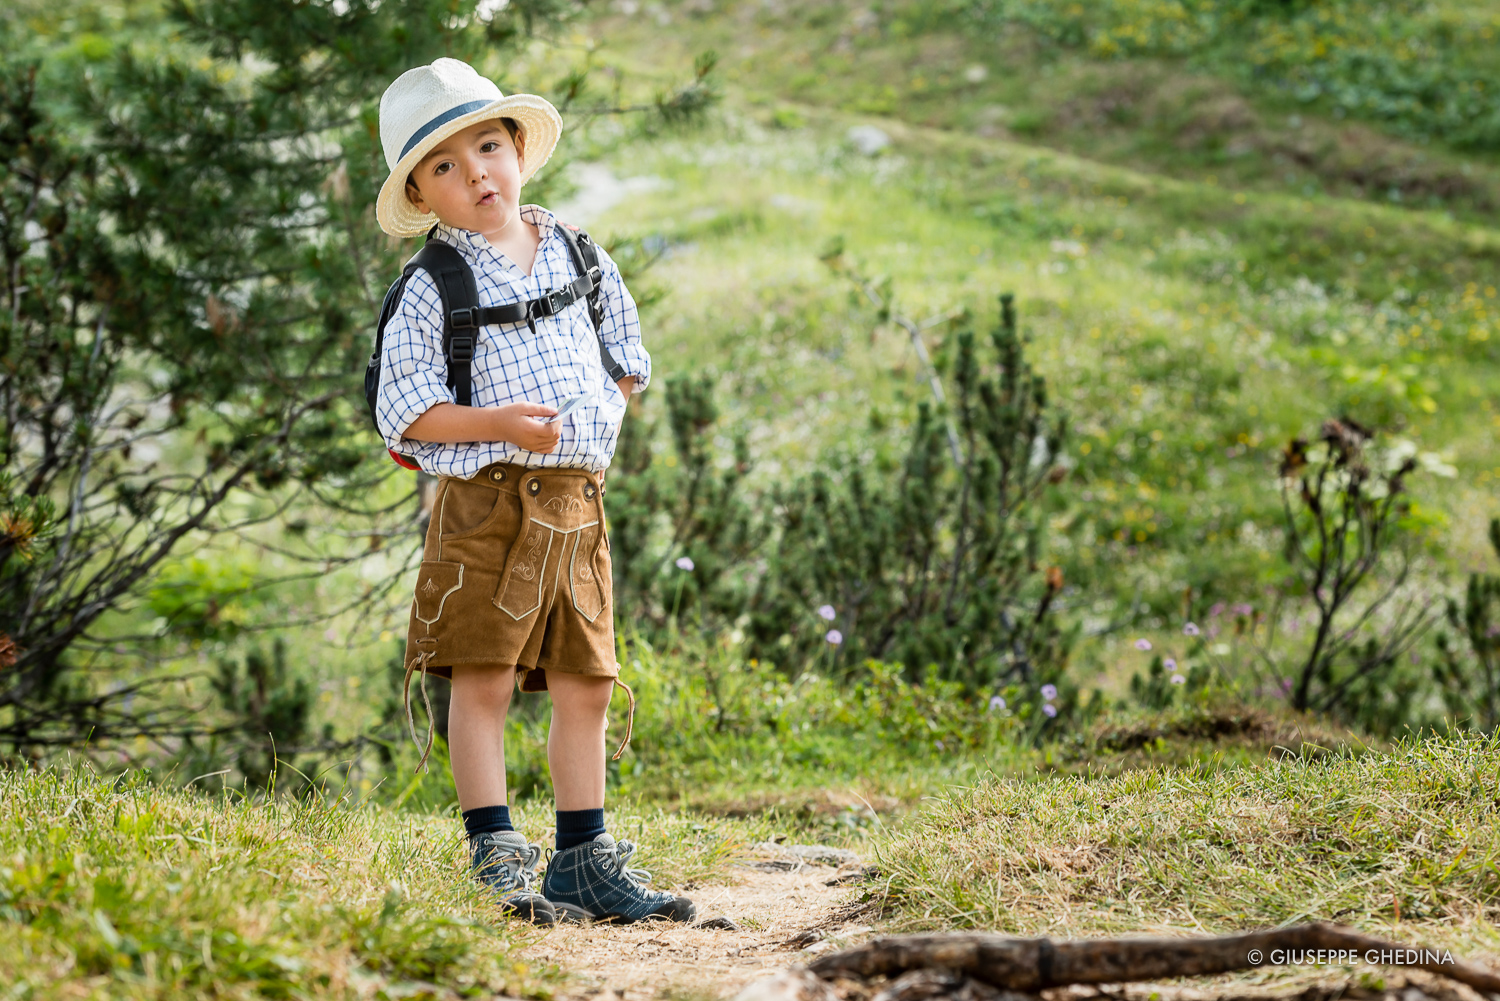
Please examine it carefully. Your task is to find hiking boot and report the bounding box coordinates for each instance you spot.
[470,831,558,926]
[541,833,696,924]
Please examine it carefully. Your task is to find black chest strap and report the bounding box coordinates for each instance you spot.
[448,266,601,335]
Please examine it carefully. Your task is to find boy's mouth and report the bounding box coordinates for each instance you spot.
[476,190,498,207]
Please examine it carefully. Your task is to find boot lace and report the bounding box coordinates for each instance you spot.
[476,836,543,893]
[594,838,654,886]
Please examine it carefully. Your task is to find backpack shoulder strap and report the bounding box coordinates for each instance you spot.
[408,237,481,407]
[553,221,628,383]
[366,270,415,434]
[553,222,604,332]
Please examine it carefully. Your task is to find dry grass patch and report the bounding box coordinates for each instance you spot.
[874,733,1500,959]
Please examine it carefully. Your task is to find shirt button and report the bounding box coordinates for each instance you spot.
[489,468,506,484]
[528,479,541,496]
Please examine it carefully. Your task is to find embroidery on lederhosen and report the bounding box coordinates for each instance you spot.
[511,528,546,582]
[494,483,599,620]
[494,520,554,619]
[568,521,606,622]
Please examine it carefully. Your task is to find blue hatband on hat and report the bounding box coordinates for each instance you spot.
[399,100,495,160]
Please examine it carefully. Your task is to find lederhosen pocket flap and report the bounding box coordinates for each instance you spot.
[569,521,607,622]
[413,561,464,624]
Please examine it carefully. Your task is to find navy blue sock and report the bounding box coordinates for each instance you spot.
[555,808,606,851]
[462,804,513,838]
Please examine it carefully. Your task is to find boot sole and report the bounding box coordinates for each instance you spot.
[549,898,696,925]
[499,897,559,926]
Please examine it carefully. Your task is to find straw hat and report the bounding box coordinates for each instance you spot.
[375,58,562,237]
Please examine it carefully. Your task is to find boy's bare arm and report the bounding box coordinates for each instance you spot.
[404,401,561,453]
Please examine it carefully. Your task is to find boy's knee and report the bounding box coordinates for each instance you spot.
[451,665,516,711]
[548,672,614,716]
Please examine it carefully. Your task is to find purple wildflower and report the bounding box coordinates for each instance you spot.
[1041,684,1058,701]
[1183,622,1201,636]
[817,604,837,621]
[1232,602,1253,616]
[826,629,843,645]
[1164,657,1177,670]
[1170,674,1186,685]
[1042,703,1058,718]
[1209,602,1225,617]
[989,695,1007,711]
[676,556,695,571]
[1135,638,1152,651]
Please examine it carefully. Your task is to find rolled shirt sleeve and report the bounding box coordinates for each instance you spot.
[375,270,456,449]
[592,243,651,392]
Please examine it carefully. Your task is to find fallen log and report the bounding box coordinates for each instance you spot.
[806,923,1500,997]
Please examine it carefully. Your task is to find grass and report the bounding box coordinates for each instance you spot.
[583,1,1500,220]
[874,731,1500,954]
[0,765,762,1000]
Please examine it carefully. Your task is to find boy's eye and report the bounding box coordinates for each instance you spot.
[433,162,453,175]
[480,141,499,153]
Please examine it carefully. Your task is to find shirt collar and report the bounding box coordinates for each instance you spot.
[432,204,558,266]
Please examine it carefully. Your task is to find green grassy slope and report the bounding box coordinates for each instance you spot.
[538,0,1500,651]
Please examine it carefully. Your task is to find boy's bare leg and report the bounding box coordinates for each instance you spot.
[449,664,516,810]
[546,672,612,810]
[539,670,696,924]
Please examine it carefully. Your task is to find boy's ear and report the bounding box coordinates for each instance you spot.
[405,178,428,213]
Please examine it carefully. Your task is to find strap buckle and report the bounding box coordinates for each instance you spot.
[448,335,475,362]
[532,288,567,319]
[450,307,479,329]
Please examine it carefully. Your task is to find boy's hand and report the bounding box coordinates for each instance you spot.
[494,401,561,453]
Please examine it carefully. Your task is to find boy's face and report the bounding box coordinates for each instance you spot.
[406,119,524,234]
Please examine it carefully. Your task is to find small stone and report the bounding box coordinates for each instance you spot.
[733,970,841,1001]
[695,916,741,931]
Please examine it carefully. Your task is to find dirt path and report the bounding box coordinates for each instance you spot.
[526,843,878,1001]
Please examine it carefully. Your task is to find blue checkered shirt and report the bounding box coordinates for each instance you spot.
[375,205,651,476]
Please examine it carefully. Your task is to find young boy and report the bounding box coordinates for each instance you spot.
[373,57,695,927]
